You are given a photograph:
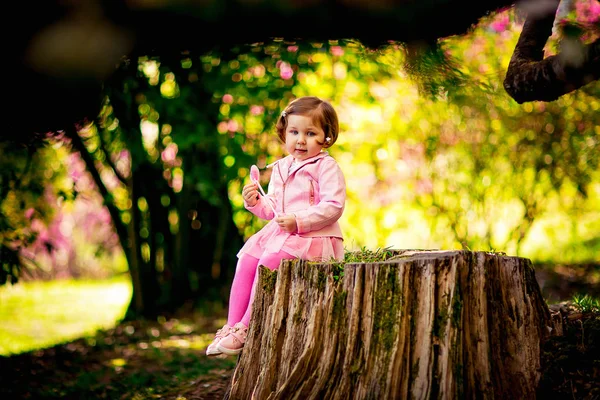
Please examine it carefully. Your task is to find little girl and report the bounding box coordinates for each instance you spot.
[206,96,346,356]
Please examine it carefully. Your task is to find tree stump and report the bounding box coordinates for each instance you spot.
[224,250,557,399]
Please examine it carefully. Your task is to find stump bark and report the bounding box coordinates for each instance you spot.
[223,250,557,400]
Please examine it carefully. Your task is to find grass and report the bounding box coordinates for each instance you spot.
[313,246,400,282]
[0,266,597,399]
[571,293,600,314]
[343,246,398,263]
[0,276,132,355]
[0,277,236,399]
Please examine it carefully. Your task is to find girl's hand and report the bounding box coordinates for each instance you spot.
[242,183,259,206]
[276,214,297,233]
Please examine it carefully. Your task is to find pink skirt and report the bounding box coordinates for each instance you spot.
[237,221,344,262]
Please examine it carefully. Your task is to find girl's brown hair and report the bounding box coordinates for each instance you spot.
[275,96,339,148]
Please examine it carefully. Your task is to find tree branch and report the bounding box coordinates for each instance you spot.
[504,4,600,104]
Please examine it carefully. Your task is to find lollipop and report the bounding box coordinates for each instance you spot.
[250,165,260,185]
[249,165,278,216]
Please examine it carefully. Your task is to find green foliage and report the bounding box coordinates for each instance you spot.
[329,8,600,261]
[572,293,600,314]
[332,262,344,283]
[0,246,21,285]
[2,4,599,295]
[0,139,76,283]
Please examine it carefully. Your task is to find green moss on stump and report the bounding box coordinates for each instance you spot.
[260,267,278,293]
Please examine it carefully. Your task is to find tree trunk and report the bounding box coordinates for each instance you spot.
[224,250,557,399]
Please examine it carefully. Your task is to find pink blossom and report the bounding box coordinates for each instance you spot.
[490,14,509,33]
[415,179,433,195]
[330,46,344,57]
[250,105,264,115]
[218,121,229,133]
[279,62,294,80]
[161,143,178,163]
[251,65,265,77]
[67,152,86,181]
[576,0,600,24]
[228,120,239,132]
[120,149,130,159]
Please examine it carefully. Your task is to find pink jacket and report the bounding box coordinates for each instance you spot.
[245,152,346,239]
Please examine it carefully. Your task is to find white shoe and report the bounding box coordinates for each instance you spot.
[206,324,232,356]
[216,322,248,356]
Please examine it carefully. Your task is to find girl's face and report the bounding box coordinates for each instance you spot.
[284,114,326,162]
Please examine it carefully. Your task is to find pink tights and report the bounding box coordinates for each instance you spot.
[227,250,295,327]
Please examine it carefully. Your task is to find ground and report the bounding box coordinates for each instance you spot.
[0,308,238,400]
[539,304,600,399]
[0,265,598,399]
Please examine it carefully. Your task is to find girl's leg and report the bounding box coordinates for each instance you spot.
[239,250,295,326]
[226,253,260,326]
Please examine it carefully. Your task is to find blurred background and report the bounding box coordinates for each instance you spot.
[1,0,599,357]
